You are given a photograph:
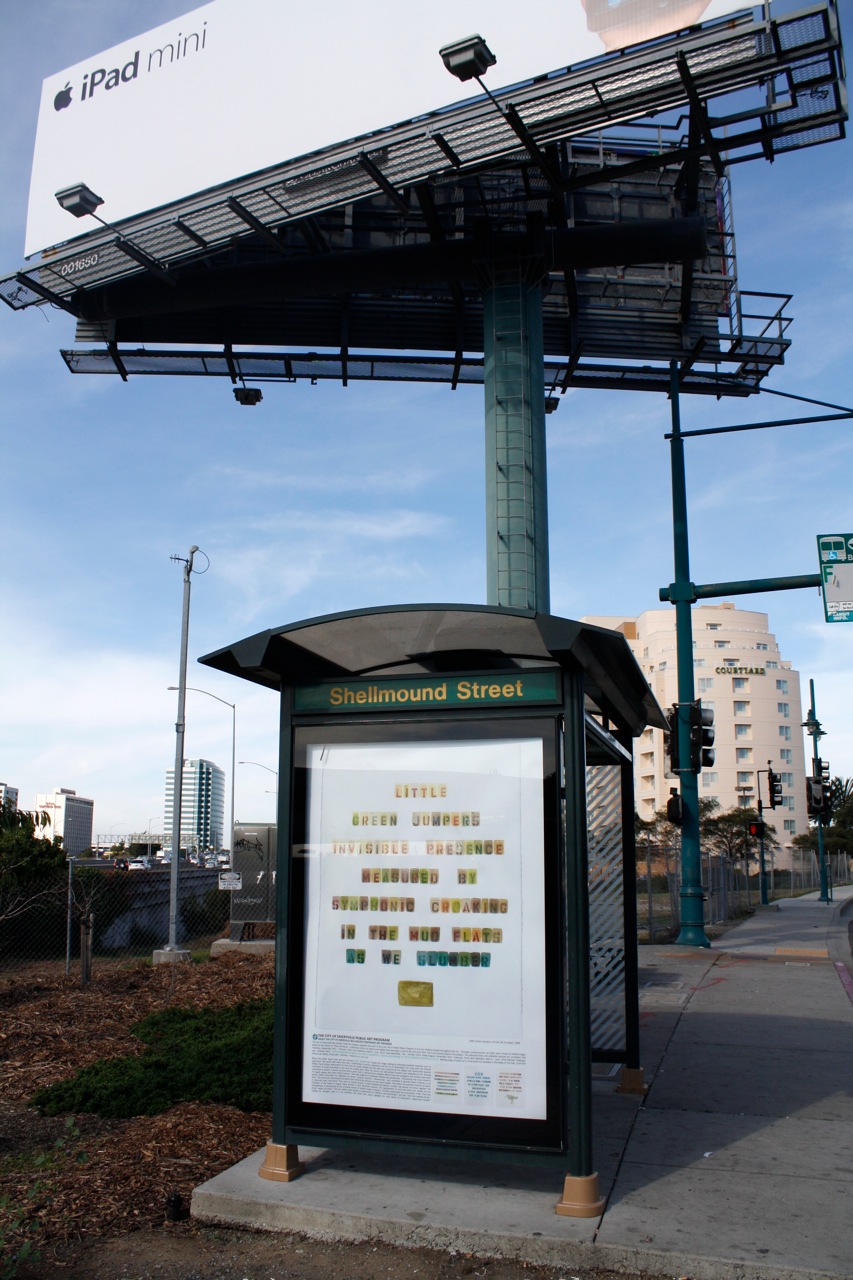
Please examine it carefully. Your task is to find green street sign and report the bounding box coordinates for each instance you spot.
[294,670,562,713]
[817,533,853,624]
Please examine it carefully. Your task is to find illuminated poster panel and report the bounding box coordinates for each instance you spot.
[27,0,746,256]
[299,735,547,1124]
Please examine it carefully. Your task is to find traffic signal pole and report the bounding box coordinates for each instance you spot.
[756,771,769,907]
[668,365,709,947]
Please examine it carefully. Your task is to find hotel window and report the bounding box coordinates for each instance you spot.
[736,748,753,762]
[780,750,792,764]
[698,677,714,693]
[737,794,751,808]
[702,772,719,787]
[714,640,730,648]
[776,679,789,694]
[784,820,796,834]
[756,643,769,651]
[734,701,750,716]
[735,724,751,739]
[777,702,790,717]
[779,725,791,741]
[737,771,752,786]
[694,658,706,668]
[766,661,779,669]
[658,661,667,672]
[723,659,738,667]
[707,623,721,630]
[733,677,748,691]
[780,772,793,786]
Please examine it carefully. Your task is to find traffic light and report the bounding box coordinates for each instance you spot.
[747,818,766,839]
[816,757,830,782]
[766,768,783,809]
[666,788,683,826]
[807,777,829,817]
[688,700,715,772]
[664,705,680,775]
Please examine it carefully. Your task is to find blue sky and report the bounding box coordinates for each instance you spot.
[1,0,851,840]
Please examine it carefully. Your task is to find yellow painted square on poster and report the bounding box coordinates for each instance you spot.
[398,980,434,1007]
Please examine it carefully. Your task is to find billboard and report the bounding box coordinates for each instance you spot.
[26,0,747,257]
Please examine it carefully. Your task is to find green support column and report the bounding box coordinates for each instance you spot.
[483,264,550,612]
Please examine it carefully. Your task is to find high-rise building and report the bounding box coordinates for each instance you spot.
[583,604,809,862]
[34,788,94,856]
[0,783,19,810]
[164,758,225,852]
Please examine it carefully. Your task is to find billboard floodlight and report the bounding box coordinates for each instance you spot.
[234,386,263,406]
[55,183,104,219]
[439,34,496,83]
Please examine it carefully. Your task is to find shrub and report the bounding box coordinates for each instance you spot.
[32,999,273,1118]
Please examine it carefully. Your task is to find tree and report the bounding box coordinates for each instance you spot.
[703,805,779,869]
[0,802,67,923]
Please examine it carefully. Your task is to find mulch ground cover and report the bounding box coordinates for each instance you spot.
[0,954,274,1261]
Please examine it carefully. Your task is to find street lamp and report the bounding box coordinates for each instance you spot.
[802,680,830,903]
[170,687,236,853]
[239,761,278,820]
[239,761,278,783]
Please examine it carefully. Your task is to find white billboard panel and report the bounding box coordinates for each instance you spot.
[26,0,747,257]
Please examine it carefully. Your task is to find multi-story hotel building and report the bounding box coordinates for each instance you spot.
[583,605,809,863]
[164,758,225,852]
[34,787,94,857]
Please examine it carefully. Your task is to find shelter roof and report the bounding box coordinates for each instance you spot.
[199,604,667,737]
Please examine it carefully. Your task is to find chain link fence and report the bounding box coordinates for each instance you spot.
[636,842,852,942]
[5,850,849,975]
[0,862,231,978]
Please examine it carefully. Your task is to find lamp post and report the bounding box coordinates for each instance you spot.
[802,682,831,903]
[147,816,161,857]
[170,687,236,854]
[158,545,200,963]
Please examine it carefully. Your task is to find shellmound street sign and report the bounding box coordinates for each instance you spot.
[218,870,242,891]
[817,533,853,624]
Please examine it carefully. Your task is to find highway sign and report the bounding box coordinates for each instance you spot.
[817,533,853,623]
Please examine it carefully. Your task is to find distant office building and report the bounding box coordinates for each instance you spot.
[34,788,94,856]
[0,783,19,810]
[164,758,225,852]
[583,604,809,861]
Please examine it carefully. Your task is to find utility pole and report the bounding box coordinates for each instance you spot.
[156,545,199,963]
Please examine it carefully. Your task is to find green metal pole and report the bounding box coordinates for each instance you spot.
[807,681,831,904]
[669,363,709,947]
[563,666,595,1178]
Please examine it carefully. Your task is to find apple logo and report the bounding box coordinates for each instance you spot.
[54,83,72,111]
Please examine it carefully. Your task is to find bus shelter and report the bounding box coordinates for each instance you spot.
[201,604,664,1214]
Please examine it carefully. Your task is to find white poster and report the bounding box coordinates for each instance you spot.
[26,0,747,256]
[301,737,547,1120]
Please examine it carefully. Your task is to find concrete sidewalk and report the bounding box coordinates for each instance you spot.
[193,888,853,1280]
